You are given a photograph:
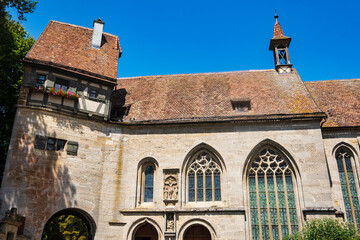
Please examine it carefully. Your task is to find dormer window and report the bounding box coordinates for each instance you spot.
[231,98,251,112]
[54,78,69,91]
[36,74,46,87]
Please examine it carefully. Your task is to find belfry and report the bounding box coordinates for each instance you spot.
[269,12,293,73]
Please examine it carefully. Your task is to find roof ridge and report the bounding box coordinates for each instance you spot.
[49,20,118,37]
[306,79,360,84]
[117,69,276,80]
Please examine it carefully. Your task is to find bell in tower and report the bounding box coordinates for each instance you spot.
[269,12,292,73]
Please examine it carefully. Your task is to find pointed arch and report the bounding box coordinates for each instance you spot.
[244,139,302,240]
[178,218,216,240]
[127,218,162,240]
[332,142,360,229]
[182,143,226,172]
[243,139,301,180]
[182,143,225,203]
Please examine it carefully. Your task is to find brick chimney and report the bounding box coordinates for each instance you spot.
[91,18,105,49]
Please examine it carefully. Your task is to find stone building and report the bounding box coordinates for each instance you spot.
[0,15,359,240]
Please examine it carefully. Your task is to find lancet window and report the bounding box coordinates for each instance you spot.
[143,165,154,202]
[336,147,360,229]
[249,147,298,240]
[187,151,221,202]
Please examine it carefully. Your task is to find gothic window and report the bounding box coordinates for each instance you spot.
[336,147,360,229]
[187,151,221,202]
[138,160,157,204]
[249,147,298,240]
[144,165,154,202]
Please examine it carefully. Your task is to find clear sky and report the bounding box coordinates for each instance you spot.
[10,0,360,81]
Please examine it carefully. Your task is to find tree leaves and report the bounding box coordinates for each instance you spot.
[0,10,35,183]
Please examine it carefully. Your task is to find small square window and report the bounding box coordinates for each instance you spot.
[46,138,56,150]
[54,78,69,91]
[89,89,98,99]
[57,140,66,151]
[36,74,46,87]
[231,98,251,112]
[46,138,66,151]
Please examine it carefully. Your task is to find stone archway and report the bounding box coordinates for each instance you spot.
[41,208,95,240]
[134,222,158,240]
[184,224,211,240]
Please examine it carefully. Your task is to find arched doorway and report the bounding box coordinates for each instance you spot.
[134,222,158,240]
[42,209,95,240]
[184,224,211,240]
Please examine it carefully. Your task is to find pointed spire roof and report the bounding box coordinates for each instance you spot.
[273,13,285,38]
[269,11,291,51]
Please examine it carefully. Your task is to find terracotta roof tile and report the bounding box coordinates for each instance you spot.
[306,79,360,127]
[115,69,322,123]
[25,21,121,81]
[273,22,285,38]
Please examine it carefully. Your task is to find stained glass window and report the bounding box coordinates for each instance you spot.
[187,151,221,202]
[144,165,154,202]
[249,148,298,240]
[336,147,360,229]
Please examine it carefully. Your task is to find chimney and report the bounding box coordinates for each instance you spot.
[91,18,105,49]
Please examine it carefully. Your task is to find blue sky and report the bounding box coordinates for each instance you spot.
[11,0,360,81]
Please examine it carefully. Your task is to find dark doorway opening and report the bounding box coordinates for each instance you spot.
[134,222,158,240]
[184,224,211,240]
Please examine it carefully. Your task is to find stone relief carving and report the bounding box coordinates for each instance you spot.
[166,213,175,232]
[163,169,179,205]
[163,176,178,200]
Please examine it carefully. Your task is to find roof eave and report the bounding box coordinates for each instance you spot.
[112,112,326,126]
[23,57,117,85]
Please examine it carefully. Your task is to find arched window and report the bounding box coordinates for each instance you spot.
[144,165,154,202]
[137,159,158,205]
[336,147,360,229]
[248,147,298,240]
[187,151,221,202]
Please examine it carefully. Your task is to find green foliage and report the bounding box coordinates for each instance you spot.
[285,218,360,240]
[0,0,38,21]
[42,214,89,240]
[0,11,35,183]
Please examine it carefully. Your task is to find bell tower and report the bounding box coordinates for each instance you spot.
[269,12,292,73]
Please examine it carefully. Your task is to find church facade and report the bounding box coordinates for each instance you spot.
[0,16,360,240]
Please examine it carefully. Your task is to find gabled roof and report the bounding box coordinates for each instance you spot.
[24,21,121,81]
[306,79,360,127]
[115,69,324,124]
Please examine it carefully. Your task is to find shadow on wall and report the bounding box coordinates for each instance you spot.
[1,109,78,238]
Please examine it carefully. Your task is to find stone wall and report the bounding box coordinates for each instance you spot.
[1,104,345,239]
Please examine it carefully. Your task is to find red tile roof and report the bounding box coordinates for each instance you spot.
[24,21,121,81]
[306,79,360,127]
[273,22,285,38]
[115,69,324,123]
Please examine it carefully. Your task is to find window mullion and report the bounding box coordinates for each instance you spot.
[264,172,273,240]
[342,155,357,229]
[203,171,206,202]
[255,173,263,240]
[282,174,292,235]
[212,172,215,202]
[195,171,197,202]
[273,174,283,240]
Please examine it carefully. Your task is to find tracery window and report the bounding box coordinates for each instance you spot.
[249,147,298,240]
[187,151,221,202]
[336,147,360,229]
